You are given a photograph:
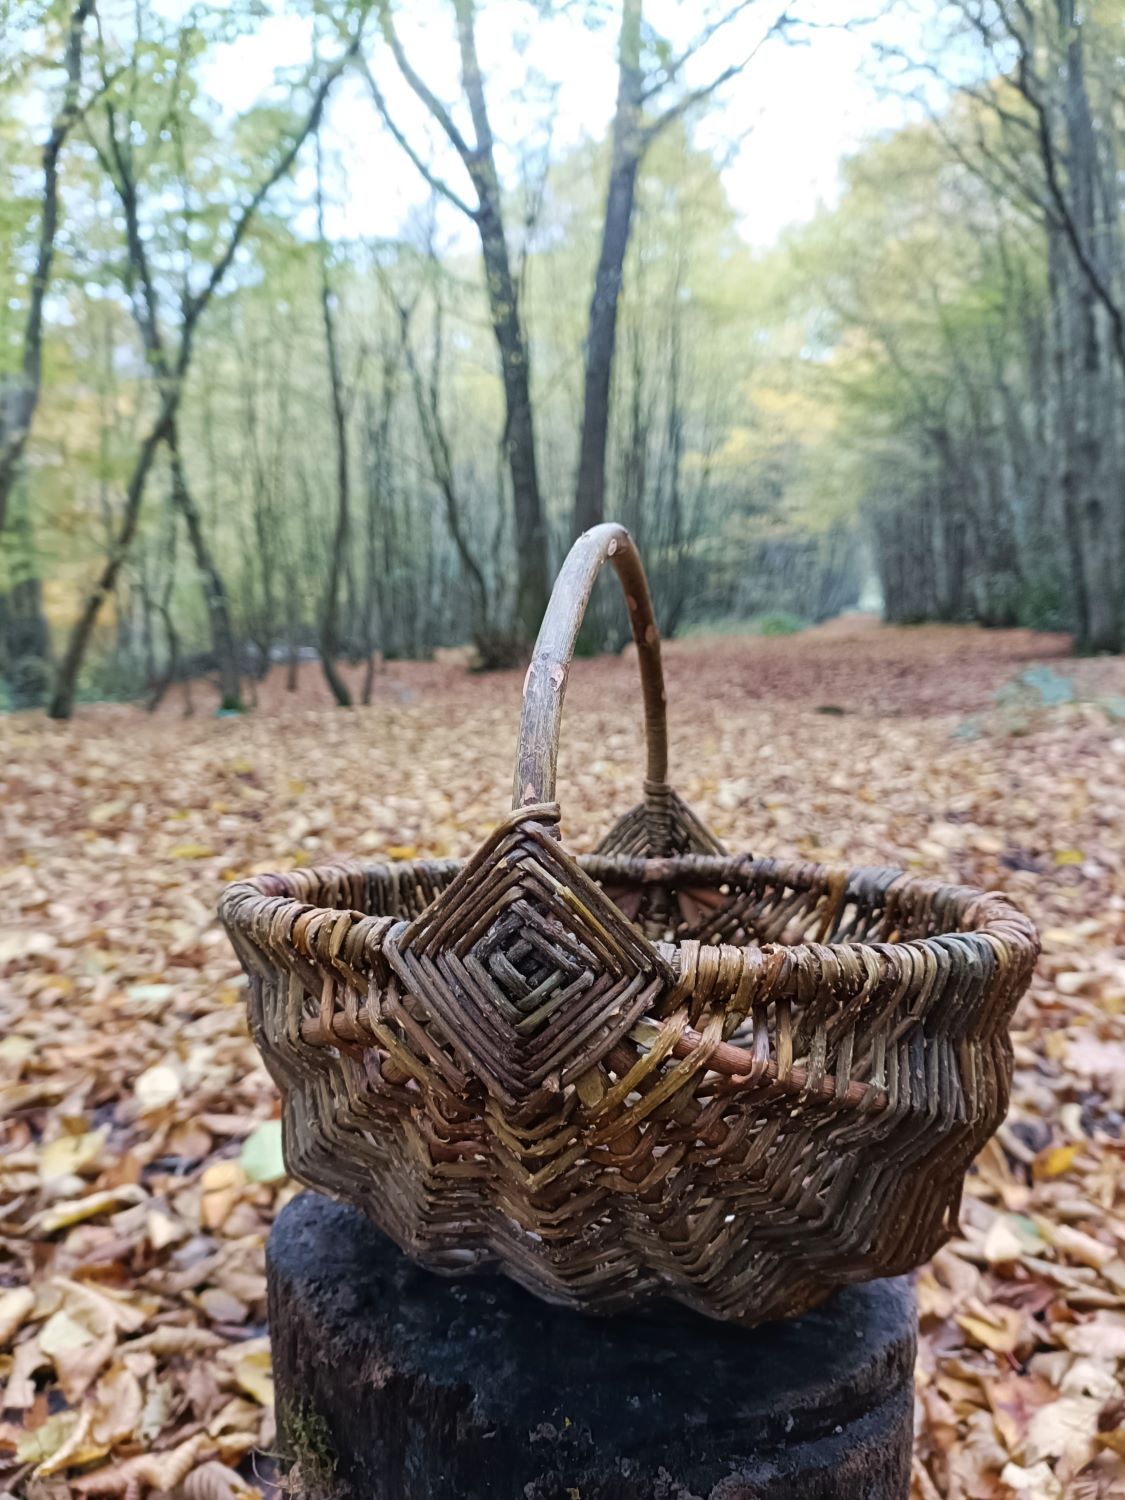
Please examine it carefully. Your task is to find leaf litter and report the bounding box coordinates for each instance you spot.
[1,620,1124,1498]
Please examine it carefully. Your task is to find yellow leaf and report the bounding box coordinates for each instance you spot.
[1054,848,1084,865]
[201,1161,244,1192]
[168,843,215,860]
[0,1287,35,1347]
[39,1127,108,1184]
[39,1308,96,1360]
[16,1411,79,1464]
[1033,1143,1081,1180]
[385,844,418,860]
[89,1363,144,1448]
[233,1346,274,1406]
[32,1185,148,1235]
[200,1160,246,1231]
[956,1306,1025,1353]
[36,1407,108,1477]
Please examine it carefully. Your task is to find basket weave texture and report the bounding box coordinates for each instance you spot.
[221,523,1039,1326]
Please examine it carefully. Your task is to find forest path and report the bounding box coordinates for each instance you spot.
[2,623,1125,1496]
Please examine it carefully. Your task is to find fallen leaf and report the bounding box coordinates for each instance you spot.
[38,1129,108,1185]
[16,1412,79,1466]
[1025,1394,1101,1468]
[134,1063,182,1112]
[956,1305,1027,1354]
[0,1287,36,1347]
[1033,1144,1081,1181]
[179,1460,257,1500]
[1000,1460,1063,1499]
[32,1186,147,1235]
[232,1344,273,1406]
[197,1287,248,1324]
[70,1433,212,1494]
[1064,1313,1125,1359]
[239,1119,285,1184]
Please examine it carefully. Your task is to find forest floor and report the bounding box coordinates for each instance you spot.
[3,619,1125,1498]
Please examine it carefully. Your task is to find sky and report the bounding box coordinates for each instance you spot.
[198,0,943,251]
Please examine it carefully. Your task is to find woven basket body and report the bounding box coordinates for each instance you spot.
[221,524,1038,1326]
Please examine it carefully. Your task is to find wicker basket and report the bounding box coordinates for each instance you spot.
[221,523,1038,1326]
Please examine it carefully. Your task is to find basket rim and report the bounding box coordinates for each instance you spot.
[219,845,1040,972]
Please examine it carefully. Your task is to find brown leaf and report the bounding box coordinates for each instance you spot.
[70,1434,212,1495]
[176,1461,256,1500]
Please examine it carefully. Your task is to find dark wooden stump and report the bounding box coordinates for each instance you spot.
[267,1192,915,1500]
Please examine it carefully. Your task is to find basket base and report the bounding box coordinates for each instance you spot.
[267,1193,915,1500]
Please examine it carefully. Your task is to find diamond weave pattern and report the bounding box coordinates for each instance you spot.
[221,798,1038,1327]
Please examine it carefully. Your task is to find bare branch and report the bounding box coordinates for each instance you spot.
[183,32,363,343]
[645,7,791,146]
[639,0,758,104]
[359,57,477,219]
[376,0,475,165]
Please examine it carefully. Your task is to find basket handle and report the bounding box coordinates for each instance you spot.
[513,523,669,844]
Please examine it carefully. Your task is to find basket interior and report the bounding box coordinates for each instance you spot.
[325,851,980,950]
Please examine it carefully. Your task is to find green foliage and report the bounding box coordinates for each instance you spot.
[754,610,805,637]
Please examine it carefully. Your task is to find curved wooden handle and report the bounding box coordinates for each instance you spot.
[513,523,670,845]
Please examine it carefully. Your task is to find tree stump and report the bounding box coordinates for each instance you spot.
[267,1192,916,1500]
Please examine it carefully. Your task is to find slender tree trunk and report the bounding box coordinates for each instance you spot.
[166,420,243,709]
[453,0,549,642]
[315,135,353,707]
[1060,7,1120,650]
[399,293,492,644]
[48,403,172,719]
[574,0,643,537]
[0,0,92,532]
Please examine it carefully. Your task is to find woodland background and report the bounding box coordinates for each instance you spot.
[4,2,1125,1499]
[3,0,1125,712]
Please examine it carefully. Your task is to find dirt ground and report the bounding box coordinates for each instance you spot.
[3,619,1125,1497]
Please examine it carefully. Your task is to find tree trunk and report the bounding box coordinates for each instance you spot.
[268,1193,915,1500]
[574,0,644,537]
[401,299,491,644]
[315,135,353,708]
[1060,6,1121,650]
[0,0,92,533]
[167,420,243,710]
[454,0,549,642]
[48,404,171,719]
[0,574,52,708]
